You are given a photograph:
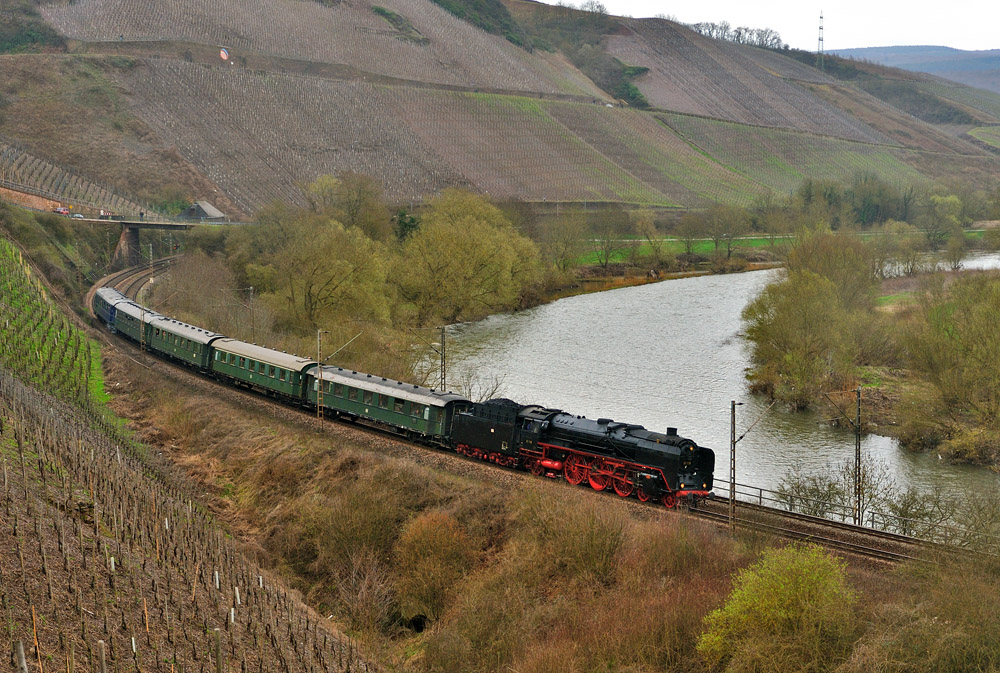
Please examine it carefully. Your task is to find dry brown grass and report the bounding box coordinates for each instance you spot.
[103,334,1000,673]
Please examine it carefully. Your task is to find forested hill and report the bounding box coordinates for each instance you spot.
[2,0,1000,215]
[832,46,1000,94]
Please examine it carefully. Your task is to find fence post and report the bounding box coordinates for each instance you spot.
[214,627,223,673]
[15,640,29,673]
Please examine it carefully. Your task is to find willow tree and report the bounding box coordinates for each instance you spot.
[233,204,390,329]
[394,190,542,325]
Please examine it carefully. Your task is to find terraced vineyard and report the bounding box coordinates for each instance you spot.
[0,141,146,214]
[0,238,103,407]
[115,59,788,209]
[118,61,462,207]
[800,82,986,154]
[0,234,376,672]
[39,0,600,97]
[658,112,928,195]
[606,19,890,144]
[911,80,1000,122]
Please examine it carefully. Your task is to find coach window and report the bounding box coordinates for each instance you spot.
[239,357,245,368]
[278,370,286,381]
[411,403,423,418]
[333,383,344,397]
[378,395,388,409]
[363,390,373,405]
[269,366,275,377]
[348,388,358,401]
[394,399,405,414]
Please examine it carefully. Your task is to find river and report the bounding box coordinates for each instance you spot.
[446,252,1000,497]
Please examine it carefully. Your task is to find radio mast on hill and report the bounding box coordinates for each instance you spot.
[817,11,825,71]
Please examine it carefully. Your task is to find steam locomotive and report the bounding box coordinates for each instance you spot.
[93,287,714,508]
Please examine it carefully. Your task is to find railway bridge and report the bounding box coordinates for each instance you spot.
[103,218,195,268]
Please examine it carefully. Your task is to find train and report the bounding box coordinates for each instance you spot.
[93,287,714,508]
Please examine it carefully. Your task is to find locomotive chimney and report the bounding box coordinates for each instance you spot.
[667,427,677,436]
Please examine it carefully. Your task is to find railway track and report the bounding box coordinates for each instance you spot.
[86,256,178,314]
[690,495,931,564]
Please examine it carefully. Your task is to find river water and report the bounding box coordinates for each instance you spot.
[447,252,1000,496]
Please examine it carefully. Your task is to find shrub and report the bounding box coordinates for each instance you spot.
[697,544,857,672]
[394,510,475,621]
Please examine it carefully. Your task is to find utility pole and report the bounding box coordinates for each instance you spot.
[439,325,446,391]
[855,386,862,525]
[730,400,737,531]
[317,330,328,420]
[824,387,863,525]
[249,286,255,343]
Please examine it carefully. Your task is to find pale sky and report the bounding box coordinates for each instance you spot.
[576,0,999,52]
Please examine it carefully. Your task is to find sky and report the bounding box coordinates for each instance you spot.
[572,0,1000,52]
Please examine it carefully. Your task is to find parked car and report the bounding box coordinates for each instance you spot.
[71,213,85,219]
[53,207,70,215]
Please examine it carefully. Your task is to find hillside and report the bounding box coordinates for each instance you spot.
[1,1,999,213]
[833,46,1000,95]
[0,234,372,673]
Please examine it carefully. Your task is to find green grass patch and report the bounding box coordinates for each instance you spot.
[969,126,1000,150]
[876,291,916,307]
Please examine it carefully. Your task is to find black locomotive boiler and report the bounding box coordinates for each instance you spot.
[451,398,714,508]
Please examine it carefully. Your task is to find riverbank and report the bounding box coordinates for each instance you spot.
[542,251,783,302]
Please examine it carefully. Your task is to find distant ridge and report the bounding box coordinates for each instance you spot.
[832,46,1000,94]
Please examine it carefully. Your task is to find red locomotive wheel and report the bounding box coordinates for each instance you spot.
[662,492,677,509]
[564,454,587,485]
[527,459,544,476]
[637,489,650,503]
[588,462,609,491]
[612,469,634,498]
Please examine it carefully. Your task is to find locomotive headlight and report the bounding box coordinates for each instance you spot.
[703,483,707,489]
[680,483,685,488]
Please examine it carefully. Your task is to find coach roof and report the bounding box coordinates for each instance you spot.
[114,299,164,322]
[212,338,316,372]
[148,315,225,346]
[308,365,470,407]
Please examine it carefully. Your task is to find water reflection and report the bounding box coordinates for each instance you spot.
[449,254,1000,495]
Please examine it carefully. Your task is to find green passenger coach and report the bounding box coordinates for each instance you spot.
[210,338,316,401]
[307,366,471,441]
[147,316,223,369]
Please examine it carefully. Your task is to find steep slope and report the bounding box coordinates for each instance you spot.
[3,2,998,214]
[605,19,890,144]
[39,0,605,98]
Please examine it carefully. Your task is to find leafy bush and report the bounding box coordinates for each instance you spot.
[697,544,857,672]
[427,0,530,48]
[394,510,475,621]
[0,0,65,53]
